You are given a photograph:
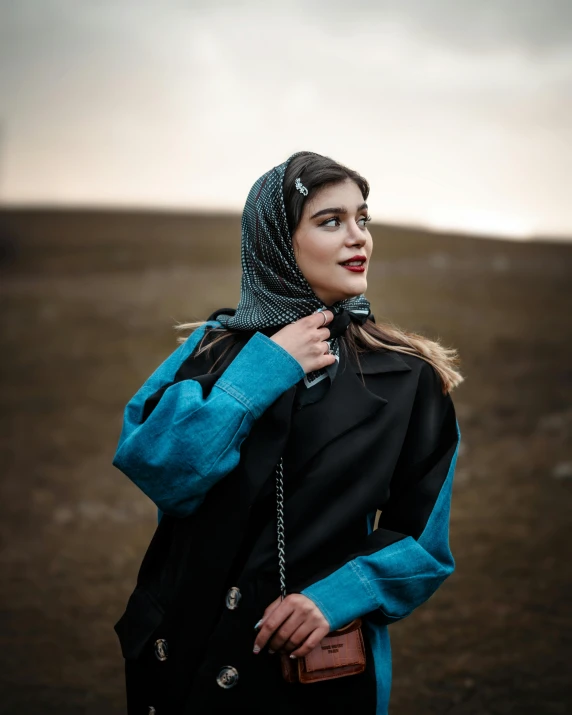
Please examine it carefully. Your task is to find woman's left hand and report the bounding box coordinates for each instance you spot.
[253,593,330,657]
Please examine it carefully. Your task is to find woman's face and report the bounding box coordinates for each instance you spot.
[292,179,373,307]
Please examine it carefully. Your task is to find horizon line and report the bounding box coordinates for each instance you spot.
[0,201,571,245]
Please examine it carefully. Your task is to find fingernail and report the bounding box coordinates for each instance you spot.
[289,654,297,659]
[268,649,275,654]
[253,645,260,654]
[254,619,263,630]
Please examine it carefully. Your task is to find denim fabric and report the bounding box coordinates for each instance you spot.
[112,321,305,517]
[363,620,393,715]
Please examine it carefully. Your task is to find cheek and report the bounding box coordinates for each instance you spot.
[302,235,337,265]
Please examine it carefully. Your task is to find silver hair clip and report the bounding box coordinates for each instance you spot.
[295,177,309,196]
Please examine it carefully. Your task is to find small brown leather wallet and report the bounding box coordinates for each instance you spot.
[280,617,366,684]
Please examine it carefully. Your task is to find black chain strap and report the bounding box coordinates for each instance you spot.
[275,456,287,600]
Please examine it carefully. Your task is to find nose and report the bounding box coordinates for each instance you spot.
[346,220,367,246]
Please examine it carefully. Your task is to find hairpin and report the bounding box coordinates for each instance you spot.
[295,177,309,196]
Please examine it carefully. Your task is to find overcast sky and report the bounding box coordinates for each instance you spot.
[1,0,571,238]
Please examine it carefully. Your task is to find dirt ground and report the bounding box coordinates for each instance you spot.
[0,209,571,714]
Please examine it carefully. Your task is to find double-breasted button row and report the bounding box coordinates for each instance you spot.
[151,636,240,693]
[217,587,241,689]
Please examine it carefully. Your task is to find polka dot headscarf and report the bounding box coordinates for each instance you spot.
[215,151,372,397]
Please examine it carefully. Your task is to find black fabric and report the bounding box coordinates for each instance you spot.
[115,314,458,714]
[124,613,378,715]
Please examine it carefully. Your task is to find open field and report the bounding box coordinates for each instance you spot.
[1,208,571,714]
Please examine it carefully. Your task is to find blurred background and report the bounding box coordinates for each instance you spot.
[1,1,571,713]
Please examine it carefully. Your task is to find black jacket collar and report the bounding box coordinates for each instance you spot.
[203,308,412,505]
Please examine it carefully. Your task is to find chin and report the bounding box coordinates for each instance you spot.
[341,279,367,298]
[328,283,367,304]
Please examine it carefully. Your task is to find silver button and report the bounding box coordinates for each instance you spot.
[216,665,239,689]
[225,586,242,610]
[154,638,168,661]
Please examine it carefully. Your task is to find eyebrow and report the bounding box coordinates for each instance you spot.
[310,202,368,220]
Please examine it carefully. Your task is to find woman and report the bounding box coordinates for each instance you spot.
[112,150,464,714]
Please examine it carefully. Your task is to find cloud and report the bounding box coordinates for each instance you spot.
[289,0,572,55]
[0,0,570,235]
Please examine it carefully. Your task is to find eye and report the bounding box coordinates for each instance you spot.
[319,216,341,227]
[358,215,372,227]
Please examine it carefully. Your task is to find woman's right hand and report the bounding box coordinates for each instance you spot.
[269,310,337,374]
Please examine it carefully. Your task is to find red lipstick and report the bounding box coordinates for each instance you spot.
[339,255,367,273]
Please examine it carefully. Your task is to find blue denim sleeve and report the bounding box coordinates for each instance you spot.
[112,321,305,518]
[301,362,461,631]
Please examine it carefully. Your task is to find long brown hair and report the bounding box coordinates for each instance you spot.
[176,152,464,394]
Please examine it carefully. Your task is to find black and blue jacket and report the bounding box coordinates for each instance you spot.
[113,314,461,714]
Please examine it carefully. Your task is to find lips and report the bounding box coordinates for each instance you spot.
[339,256,367,273]
[340,263,366,272]
[339,255,367,265]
